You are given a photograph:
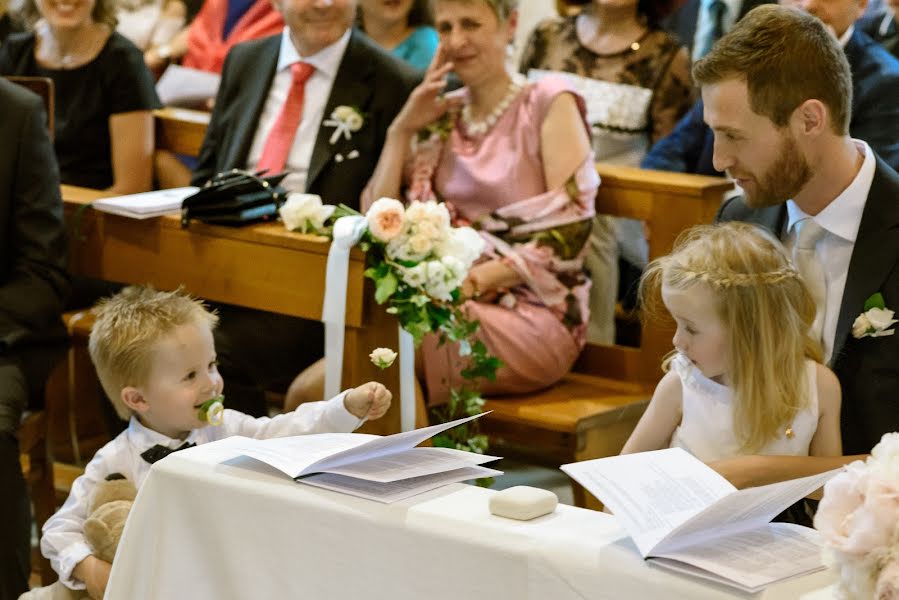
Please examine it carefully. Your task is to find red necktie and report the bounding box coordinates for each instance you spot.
[256,62,316,174]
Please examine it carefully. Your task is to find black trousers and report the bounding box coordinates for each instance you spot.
[0,343,64,600]
[211,304,325,417]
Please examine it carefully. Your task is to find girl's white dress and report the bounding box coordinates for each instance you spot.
[668,353,820,462]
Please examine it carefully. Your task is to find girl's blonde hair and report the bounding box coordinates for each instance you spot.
[88,286,218,420]
[639,222,823,453]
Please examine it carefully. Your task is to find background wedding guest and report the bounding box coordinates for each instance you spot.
[0,0,23,43]
[643,0,899,175]
[1,0,160,193]
[520,0,693,344]
[0,78,68,600]
[698,5,899,484]
[350,0,600,407]
[357,0,437,70]
[858,0,898,56]
[188,0,416,417]
[116,0,186,57]
[662,0,773,60]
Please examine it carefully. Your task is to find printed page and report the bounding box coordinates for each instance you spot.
[92,187,198,219]
[653,469,838,554]
[651,523,826,593]
[233,433,377,479]
[299,466,502,503]
[236,413,486,479]
[322,447,501,483]
[156,64,221,105]
[561,449,735,557]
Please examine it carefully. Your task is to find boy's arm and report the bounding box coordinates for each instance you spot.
[223,390,362,439]
[41,441,121,589]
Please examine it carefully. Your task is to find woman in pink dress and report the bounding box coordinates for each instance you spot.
[363,0,601,404]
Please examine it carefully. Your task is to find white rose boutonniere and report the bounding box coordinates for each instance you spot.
[852,293,897,339]
[369,347,397,369]
[279,193,335,234]
[324,105,364,145]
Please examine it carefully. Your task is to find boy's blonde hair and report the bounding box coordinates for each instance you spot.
[639,222,823,453]
[88,286,218,420]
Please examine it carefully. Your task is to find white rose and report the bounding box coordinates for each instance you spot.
[866,307,897,332]
[332,105,356,121]
[279,193,335,233]
[869,433,899,482]
[345,112,364,132]
[366,197,405,242]
[400,263,428,287]
[408,234,433,257]
[416,220,441,242]
[852,313,873,338]
[369,347,397,369]
[437,227,484,267]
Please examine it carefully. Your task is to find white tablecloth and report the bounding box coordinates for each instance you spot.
[105,438,837,599]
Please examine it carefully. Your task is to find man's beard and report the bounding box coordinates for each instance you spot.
[740,133,812,209]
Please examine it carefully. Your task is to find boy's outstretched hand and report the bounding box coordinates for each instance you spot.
[344,382,392,421]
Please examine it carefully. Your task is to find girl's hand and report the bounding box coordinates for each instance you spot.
[391,44,465,135]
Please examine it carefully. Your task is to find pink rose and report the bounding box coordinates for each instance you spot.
[877,560,899,600]
[366,198,405,242]
[815,461,870,553]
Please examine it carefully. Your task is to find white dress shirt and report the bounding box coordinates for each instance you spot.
[692,0,743,62]
[784,140,876,364]
[246,28,351,193]
[42,390,358,589]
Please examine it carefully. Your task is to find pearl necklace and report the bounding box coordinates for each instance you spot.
[460,74,526,137]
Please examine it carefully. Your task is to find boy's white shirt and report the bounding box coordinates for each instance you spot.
[42,390,359,590]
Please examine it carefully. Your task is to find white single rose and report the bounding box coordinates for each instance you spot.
[866,307,897,331]
[436,227,484,267]
[852,313,873,338]
[279,193,334,233]
[415,220,442,242]
[205,401,224,426]
[332,106,356,121]
[366,197,406,242]
[407,234,433,257]
[369,347,397,369]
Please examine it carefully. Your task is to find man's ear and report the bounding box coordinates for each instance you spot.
[793,99,828,137]
[121,387,150,414]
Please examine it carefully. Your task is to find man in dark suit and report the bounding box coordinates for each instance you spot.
[858,2,899,57]
[693,5,899,485]
[190,0,418,416]
[645,0,899,174]
[0,78,69,599]
[663,0,773,59]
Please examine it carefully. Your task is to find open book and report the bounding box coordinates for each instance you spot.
[91,187,198,219]
[562,448,837,593]
[229,414,501,503]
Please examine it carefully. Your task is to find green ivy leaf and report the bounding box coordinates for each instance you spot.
[375,271,398,304]
[864,292,886,311]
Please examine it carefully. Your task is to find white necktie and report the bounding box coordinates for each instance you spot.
[792,218,827,347]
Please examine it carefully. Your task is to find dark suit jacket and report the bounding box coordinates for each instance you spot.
[192,29,419,210]
[717,156,899,455]
[0,78,68,353]
[642,28,899,174]
[858,9,899,58]
[662,0,772,54]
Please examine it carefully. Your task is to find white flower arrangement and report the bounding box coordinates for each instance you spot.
[279,193,335,234]
[852,293,897,339]
[369,347,397,369]
[814,433,899,599]
[324,105,364,145]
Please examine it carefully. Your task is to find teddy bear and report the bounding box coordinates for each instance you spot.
[19,474,136,600]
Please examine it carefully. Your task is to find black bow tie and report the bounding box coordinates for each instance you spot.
[140,442,196,464]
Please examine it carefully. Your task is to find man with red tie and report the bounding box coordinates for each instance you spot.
[190,0,418,417]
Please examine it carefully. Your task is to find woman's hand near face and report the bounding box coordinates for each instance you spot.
[390,44,464,136]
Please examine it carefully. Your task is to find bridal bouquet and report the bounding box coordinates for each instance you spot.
[280,195,501,457]
[814,433,899,599]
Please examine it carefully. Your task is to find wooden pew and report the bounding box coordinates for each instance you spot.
[482,165,733,508]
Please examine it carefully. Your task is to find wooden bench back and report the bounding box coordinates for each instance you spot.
[154,107,211,156]
[586,165,733,386]
[6,76,55,138]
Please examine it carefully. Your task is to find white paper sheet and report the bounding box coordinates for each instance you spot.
[300,465,502,503]
[91,186,198,219]
[322,447,501,482]
[156,64,221,106]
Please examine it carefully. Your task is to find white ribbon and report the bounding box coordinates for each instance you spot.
[322,215,417,431]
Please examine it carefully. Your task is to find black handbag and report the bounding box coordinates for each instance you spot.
[181,169,289,227]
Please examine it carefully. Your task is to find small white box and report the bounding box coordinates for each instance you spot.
[488,486,558,521]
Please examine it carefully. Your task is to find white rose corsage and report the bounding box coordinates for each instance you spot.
[279,192,335,234]
[852,293,897,339]
[198,396,225,426]
[324,105,364,145]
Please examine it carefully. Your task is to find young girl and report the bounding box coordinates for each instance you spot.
[621,222,842,464]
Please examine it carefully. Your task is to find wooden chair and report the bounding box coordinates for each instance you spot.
[5,76,54,139]
[482,165,733,508]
